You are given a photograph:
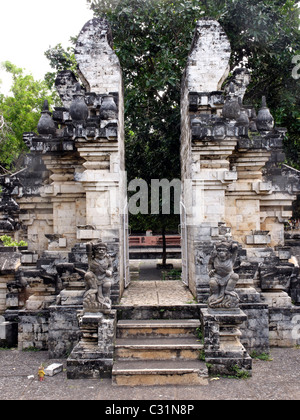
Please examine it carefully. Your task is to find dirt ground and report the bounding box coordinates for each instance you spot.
[0,347,300,401]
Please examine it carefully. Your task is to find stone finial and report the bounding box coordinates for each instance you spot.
[222,82,241,120]
[69,83,89,125]
[186,19,231,92]
[256,96,274,131]
[236,98,250,126]
[37,100,56,136]
[249,108,258,131]
[100,95,118,120]
[75,18,121,94]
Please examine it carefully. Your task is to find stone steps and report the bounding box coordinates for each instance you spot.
[112,318,208,386]
[115,337,203,360]
[112,360,208,386]
[117,319,201,338]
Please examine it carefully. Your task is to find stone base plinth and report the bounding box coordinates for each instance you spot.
[67,357,114,379]
[201,307,252,377]
[67,310,117,379]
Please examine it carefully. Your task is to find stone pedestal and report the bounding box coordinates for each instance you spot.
[201,307,252,376]
[67,310,117,379]
[0,316,17,348]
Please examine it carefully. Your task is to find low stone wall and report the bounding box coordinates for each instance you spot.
[17,310,50,351]
[240,303,270,354]
[269,306,300,347]
[48,305,82,358]
[67,310,117,379]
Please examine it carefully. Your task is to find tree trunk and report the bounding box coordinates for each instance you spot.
[162,225,167,267]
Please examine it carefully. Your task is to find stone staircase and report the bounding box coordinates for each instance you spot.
[112,318,208,386]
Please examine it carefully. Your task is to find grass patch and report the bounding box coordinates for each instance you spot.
[250,351,273,361]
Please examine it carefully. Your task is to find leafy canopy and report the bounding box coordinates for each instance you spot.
[0,61,55,170]
[85,0,300,232]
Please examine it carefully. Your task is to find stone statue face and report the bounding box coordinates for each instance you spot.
[95,246,106,259]
[217,248,230,262]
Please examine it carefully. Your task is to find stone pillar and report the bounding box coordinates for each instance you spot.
[181,19,300,304]
[71,18,128,300]
[200,241,252,376]
[67,310,117,379]
[41,152,86,251]
[180,19,238,299]
[17,151,53,255]
[201,308,252,376]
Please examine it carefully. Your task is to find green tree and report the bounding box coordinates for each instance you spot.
[86,0,300,226]
[0,61,55,170]
[44,43,78,93]
[44,0,300,232]
[218,0,300,169]
[87,0,201,242]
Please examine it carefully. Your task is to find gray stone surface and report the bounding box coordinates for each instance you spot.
[0,348,300,400]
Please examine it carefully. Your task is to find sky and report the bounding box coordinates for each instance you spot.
[0,0,94,95]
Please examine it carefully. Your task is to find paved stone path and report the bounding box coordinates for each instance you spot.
[122,259,193,306]
[120,281,195,306]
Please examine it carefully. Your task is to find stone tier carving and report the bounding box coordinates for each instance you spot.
[186,19,231,92]
[0,173,23,232]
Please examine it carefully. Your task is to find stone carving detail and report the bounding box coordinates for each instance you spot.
[69,83,89,126]
[0,173,22,231]
[187,19,231,93]
[55,70,81,108]
[37,100,56,136]
[83,239,113,313]
[208,241,239,309]
[256,96,274,131]
[75,18,119,94]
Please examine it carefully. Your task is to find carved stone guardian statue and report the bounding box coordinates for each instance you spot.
[208,241,239,309]
[83,239,113,313]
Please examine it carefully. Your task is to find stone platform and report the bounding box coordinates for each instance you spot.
[120,280,195,306]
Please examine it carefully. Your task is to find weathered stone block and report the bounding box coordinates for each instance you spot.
[45,363,63,377]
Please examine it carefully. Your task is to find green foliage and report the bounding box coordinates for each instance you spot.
[22,346,40,352]
[88,0,203,235]
[219,0,300,168]
[196,327,204,342]
[0,235,28,247]
[90,0,201,184]
[44,43,78,92]
[230,365,251,379]
[162,268,182,280]
[250,351,273,361]
[86,0,300,231]
[198,349,206,361]
[0,62,55,170]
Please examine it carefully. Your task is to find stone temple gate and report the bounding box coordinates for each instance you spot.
[0,17,300,383]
